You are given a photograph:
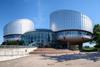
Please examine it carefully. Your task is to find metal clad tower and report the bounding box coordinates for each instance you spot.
[4,19,35,41]
[50,10,93,45]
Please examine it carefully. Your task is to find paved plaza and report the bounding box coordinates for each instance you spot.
[0,52,100,67]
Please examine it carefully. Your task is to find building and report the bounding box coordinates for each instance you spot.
[3,10,93,50]
[50,10,93,49]
[21,29,55,47]
[3,19,35,42]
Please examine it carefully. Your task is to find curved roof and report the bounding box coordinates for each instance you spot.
[4,18,35,36]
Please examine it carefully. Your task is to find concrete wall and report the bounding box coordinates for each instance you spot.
[0,47,37,56]
[0,47,37,61]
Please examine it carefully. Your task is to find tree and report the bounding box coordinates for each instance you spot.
[93,24,100,48]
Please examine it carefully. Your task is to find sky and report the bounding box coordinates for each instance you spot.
[0,0,100,45]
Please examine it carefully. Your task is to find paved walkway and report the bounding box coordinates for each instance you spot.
[0,52,100,67]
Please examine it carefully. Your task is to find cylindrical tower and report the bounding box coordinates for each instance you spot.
[50,10,93,46]
[3,18,35,41]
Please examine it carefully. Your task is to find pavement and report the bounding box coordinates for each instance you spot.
[0,52,100,67]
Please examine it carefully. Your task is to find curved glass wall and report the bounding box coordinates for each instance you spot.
[56,30,92,40]
[21,29,55,47]
[4,34,22,41]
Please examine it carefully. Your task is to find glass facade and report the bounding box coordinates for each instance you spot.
[56,30,92,40]
[21,29,55,47]
[4,34,22,41]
